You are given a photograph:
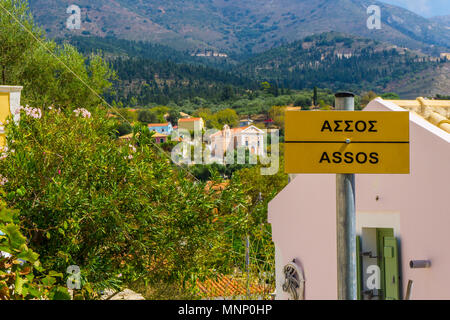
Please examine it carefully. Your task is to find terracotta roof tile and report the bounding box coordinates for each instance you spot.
[179,117,202,122]
[148,123,170,127]
[386,98,450,134]
[197,275,273,298]
[196,274,272,298]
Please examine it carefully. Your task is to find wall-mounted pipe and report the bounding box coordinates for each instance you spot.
[409,260,431,269]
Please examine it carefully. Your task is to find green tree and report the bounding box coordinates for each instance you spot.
[294,95,312,108]
[313,87,318,106]
[167,109,180,125]
[138,109,158,124]
[116,122,132,136]
[268,106,286,131]
[0,0,38,84]
[381,92,400,100]
[0,1,115,109]
[221,85,234,101]
[20,44,115,109]
[361,91,379,107]
[215,108,239,128]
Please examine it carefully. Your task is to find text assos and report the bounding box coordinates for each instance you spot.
[320,119,378,133]
[320,119,379,165]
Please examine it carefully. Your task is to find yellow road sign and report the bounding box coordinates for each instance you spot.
[285,111,410,174]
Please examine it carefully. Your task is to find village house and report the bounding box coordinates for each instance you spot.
[239,118,254,127]
[268,97,450,300]
[152,132,168,144]
[147,122,173,135]
[208,125,265,160]
[440,53,450,60]
[178,117,204,132]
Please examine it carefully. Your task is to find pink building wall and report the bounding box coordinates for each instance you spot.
[268,98,450,300]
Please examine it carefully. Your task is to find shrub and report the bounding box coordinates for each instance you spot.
[0,197,70,300]
[0,106,245,296]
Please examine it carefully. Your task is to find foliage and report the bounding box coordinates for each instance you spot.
[381,92,400,100]
[0,0,115,109]
[116,122,132,137]
[0,106,250,297]
[137,109,158,124]
[239,33,440,95]
[167,109,180,125]
[0,198,70,300]
[361,91,379,107]
[215,108,239,128]
[0,0,38,84]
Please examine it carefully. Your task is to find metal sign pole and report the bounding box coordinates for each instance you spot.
[335,92,357,300]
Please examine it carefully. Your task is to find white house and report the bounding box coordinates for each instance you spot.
[208,125,265,160]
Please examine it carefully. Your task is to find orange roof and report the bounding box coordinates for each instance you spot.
[286,107,302,111]
[152,132,168,138]
[231,126,251,133]
[178,117,202,122]
[210,126,252,137]
[148,123,169,127]
[196,274,272,298]
[204,181,229,192]
[119,133,133,140]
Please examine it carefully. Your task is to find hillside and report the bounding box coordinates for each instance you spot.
[63,36,238,69]
[434,15,450,28]
[106,57,256,106]
[236,32,448,97]
[29,0,450,56]
[384,60,450,98]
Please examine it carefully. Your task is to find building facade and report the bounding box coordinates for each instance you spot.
[148,122,173,135]
[209,125,265,159]
[178,117,204,132]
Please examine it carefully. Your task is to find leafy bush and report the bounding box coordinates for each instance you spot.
[0,197,70,300]
[0,106,246,297]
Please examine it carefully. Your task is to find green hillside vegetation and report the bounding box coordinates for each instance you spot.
[107,57,257,107]
[63,36,238,69]
[238,32,443,93]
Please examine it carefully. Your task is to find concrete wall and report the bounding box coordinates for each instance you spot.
[269,98,450,300]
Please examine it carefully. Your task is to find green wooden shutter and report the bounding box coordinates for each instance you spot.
[383,236,400,300]
[356,236,362,300]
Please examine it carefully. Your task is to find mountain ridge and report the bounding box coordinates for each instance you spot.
[29,0,450,55]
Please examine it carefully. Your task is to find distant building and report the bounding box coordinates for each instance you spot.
[178,117,204,132]
[152,132,168,144]
[179,112,190,119]
[440,53,450,60]
[239,119,254,127]
[147,122,173,135]
[209,125,265,158]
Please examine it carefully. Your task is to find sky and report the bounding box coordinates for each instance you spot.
[379,0,450,18]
